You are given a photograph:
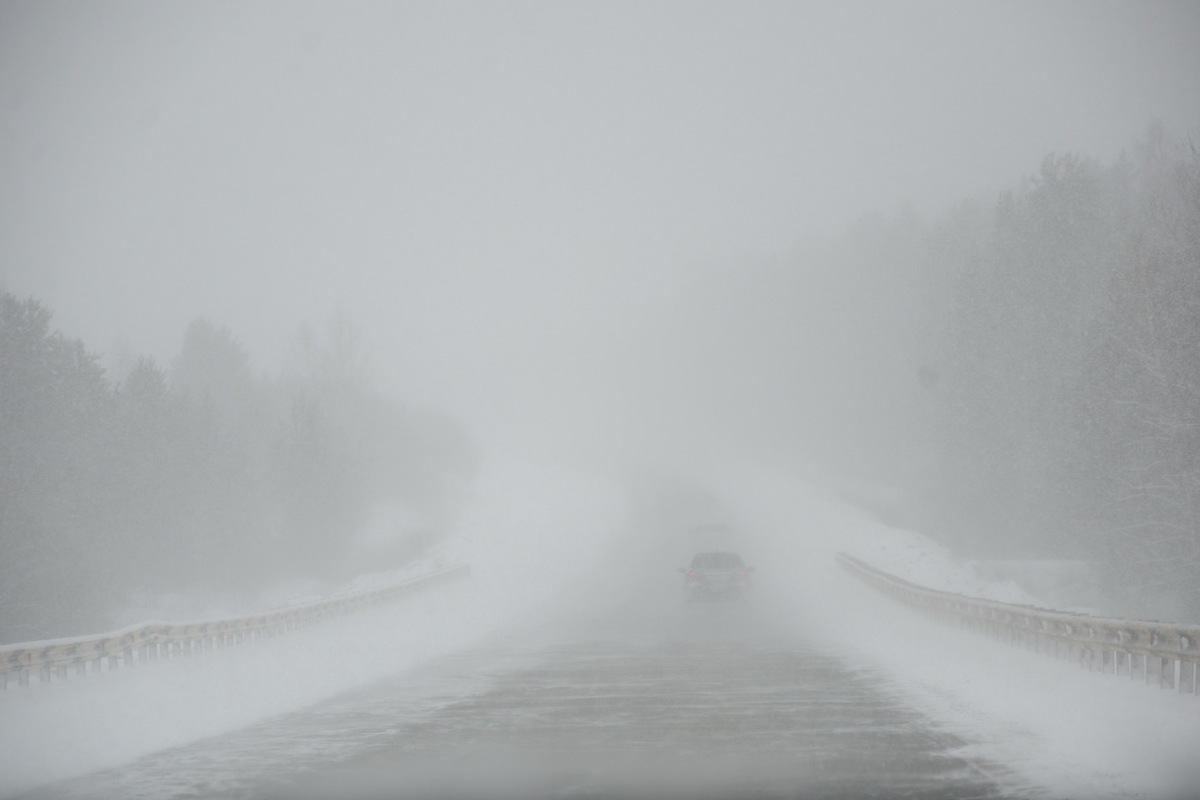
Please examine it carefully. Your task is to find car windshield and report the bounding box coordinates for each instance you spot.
[690,552,744,569]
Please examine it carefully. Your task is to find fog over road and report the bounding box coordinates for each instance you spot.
[6,462,1200,800]
[24,596,1020,800]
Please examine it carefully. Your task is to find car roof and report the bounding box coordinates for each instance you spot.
[690,552,745,567]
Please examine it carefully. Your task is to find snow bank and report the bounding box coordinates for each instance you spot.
[840,527,1042,605]
[0,454,627,798]
[711,464,1200,800]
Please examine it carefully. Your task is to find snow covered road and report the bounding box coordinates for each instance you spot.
[17,601,1019,800]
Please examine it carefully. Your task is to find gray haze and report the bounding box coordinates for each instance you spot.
[4,1,1199,460]
[7,6,1200,794]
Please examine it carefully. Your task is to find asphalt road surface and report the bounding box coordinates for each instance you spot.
[24,598,1030,800]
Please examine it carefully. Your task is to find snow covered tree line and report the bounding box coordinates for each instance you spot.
[0,304,476,643]
[918,125,1200,620]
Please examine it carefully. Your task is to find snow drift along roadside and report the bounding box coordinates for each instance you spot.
[712,465,1200,800]
[0,456,628,799]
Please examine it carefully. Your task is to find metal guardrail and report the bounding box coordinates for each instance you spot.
[0,565,469,689]
[837,552,1200,695]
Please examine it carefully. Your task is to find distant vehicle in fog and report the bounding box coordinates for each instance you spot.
[679,552,754,602]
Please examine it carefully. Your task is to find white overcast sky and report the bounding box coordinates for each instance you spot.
[3,1,1199,443]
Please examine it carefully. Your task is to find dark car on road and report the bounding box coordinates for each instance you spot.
[680,552,754,602]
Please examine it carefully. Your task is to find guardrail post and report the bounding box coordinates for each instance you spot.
[1179,661,1196,694]
[1160,657,1176,689]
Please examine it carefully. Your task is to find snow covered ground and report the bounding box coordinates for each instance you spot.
[2,457,1198,799]
[0,457,627,798]
[712,466,1200,800]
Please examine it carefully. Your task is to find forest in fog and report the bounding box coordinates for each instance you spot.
[0,308,477,643]
[920,125,1200,620]
[2,124,1199,641]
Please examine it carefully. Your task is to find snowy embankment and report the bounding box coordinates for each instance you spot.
[0,456,627,799]
[714,466,1200,800]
